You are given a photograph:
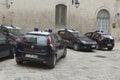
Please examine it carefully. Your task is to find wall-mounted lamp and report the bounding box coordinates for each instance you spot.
[72,0,80,8]
[6,0,14,9]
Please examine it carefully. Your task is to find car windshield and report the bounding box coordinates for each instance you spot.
[103,34,113,39]
[24,34,48,45]
[8,29,24,36]
[72,32,86,38]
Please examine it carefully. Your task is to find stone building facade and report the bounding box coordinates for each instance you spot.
[0,0,120,41]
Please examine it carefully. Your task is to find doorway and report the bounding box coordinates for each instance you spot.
[96,9,110,33]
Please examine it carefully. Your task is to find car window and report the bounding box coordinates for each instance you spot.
[24,34,48,45]
[0,34,6,43]
[0,27,8,34]
[58,31,65,35]
[72,32,86,38]
[65,32,73,37]
[85,33,92,37]
[8,29,23,36]
[103,34,113,39]
[52,34,61,44]
[92,33,100,38]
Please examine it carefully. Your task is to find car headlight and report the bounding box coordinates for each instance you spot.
[81,41,87,44]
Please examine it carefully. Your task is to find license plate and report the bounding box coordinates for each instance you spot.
[25,54,38,58]
[107,44,112,46]
[92,45,95,48]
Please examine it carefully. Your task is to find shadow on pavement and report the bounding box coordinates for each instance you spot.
[95,55,107,58]
[0,57,10,62]
[16,61,51,70]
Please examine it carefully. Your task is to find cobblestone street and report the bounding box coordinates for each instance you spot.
[0,43,120,80]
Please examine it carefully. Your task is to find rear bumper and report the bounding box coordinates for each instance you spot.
[15,49,54,65]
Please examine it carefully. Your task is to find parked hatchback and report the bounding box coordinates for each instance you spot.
[15,31,67,68]
[85,31,114,50]
[0,33,14,59]
[58,29,97,51]
[0,25,24,41]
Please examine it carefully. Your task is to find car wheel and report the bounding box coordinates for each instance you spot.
[96,44,100,50]
[8,47,14,59]
[62,48,67,58]
[108,47,113,51]
[73,43,79,51]
[48,55,57,69]
[16,58,23,65]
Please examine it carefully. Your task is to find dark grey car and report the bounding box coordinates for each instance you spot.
[0,33,14,59]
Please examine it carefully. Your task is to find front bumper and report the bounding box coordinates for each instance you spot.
[80,44,97,50]
[99,42,114,48]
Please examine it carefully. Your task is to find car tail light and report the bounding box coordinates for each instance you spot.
[16,36,25,42]
[47,36,51,46]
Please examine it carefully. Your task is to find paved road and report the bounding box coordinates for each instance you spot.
[0,43,120,80]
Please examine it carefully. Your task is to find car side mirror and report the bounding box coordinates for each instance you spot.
[4,31,9,36]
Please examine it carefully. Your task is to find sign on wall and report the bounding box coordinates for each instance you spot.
[116,12,120,19]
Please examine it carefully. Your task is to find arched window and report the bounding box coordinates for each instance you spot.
[96,9,110,33]
[55,4,67,26]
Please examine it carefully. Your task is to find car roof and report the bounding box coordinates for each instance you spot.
[2,26,21,29]
[59,28,79,33]
[87,32,108,35]
[94,30,110,35]
[27,31,50,36]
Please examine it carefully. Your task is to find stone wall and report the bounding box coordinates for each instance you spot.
[0,0,120,41]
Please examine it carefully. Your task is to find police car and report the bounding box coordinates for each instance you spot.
[0,25,24,41]
[58,28,97,51]
[0,33,14,59]
[85,31,115,50]
[15,29,67,68]
[0,25,24,59]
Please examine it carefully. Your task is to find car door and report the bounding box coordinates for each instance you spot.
[58,30,68,40]
[0,33,10,58]
[85,32,93,39]
[51,34,64,59]
[65,32,75,47]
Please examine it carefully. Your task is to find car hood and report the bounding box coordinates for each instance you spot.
[77,37,97,44]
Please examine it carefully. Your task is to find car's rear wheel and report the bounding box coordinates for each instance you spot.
[62,48,67,58]
[107,47,113,51]
[16,57,23,65]
[73,43,79,51]
[48,55,57,69]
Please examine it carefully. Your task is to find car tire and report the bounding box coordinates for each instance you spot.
[48,55,57,69]
[8,47,14,59]
[73,43,79,51]
[107,47,113,51]
[96,44,101,50]
[62,48,67,58]
[16,58,23,65]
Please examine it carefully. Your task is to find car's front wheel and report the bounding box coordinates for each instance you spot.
[16,57,23,65]
[73,43,79,51]
[96,44,101,50]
